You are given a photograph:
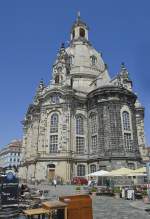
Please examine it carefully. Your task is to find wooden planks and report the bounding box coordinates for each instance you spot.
[43,200,68,209]
[23,208,49,216]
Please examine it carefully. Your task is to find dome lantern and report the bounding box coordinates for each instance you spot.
[70,12,89,42]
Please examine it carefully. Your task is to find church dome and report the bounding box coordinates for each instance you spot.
[66,43,106,77]
[51,14,110,93]
[65,13,107,78]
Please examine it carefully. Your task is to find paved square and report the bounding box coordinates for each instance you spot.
[92,196,150,219]
[27,185,150,218]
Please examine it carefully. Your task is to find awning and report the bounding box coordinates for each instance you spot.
[133,167,146,173]
[103,167,135,177]
[86,170,109,177]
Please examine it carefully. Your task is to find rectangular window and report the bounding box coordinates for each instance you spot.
[90,164,96,173]
[91,135,97,152]
[128,163,135,170]
[77,165,85,176]
[50,125,58,133]
[91,124,97,134]
[76,137,85,154]
[123,122,130,131]
[76,124,84,135]
[124,133,132,151]
[50,135,58,152]
[76,117,84,135]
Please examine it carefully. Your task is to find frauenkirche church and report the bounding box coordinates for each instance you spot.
[19,14,146,182]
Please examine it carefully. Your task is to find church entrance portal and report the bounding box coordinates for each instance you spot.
[47,164,55,181]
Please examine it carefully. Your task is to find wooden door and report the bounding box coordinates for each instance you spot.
[48,169,55,181]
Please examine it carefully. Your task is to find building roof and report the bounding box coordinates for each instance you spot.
[0,139,22,155]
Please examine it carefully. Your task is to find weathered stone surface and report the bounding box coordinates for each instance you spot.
[19,15,147,182]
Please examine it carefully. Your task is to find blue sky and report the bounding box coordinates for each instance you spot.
[0,0,150,147]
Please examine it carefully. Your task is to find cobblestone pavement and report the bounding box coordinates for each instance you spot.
[29,184,150,219]
[92,196,150,219]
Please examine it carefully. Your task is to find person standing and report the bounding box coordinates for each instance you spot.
[53,178,57,188]
[88,177,95,187]
[88,178,92,187]
[121,187,125,199]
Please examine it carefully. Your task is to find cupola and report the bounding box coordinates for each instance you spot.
[71,12,89,42]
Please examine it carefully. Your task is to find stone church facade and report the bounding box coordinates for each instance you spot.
[19,15,146,182]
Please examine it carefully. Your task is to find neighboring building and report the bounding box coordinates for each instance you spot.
[19,14,147,182]
[141,147,150,162]
[0,140,22,169]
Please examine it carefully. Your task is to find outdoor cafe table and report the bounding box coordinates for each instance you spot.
[42,200,68,219]
[23,208,50,219]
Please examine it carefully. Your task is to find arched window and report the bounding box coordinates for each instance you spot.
[51,95,60,104]
[76,116,84,135]
[90,113,98,153]
[122,111,130,131]
[47,164,55,168]
[50,114,58,133]
[77,164,85,176]
[69,56,74,65]
[90,114,97,134]
[122,110,133,152]
[55,75,59,84]
[90,164,96,173]
[57,67,62,73]
[91,56,97,65]
[76,115,85,154]
[91,135,97,152]
[72,30,75,39]
[79,28,85,37]
[50,113,59,153]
